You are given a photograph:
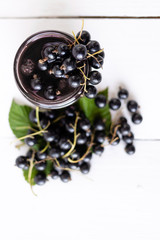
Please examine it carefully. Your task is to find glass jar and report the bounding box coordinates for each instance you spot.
[14,31,89,109]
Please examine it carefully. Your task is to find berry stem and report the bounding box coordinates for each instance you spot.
[27,151,37,196]
[15,126,37,132]
[36,107,42,131]
[53,115,65,123]
[78,66,90,92]
[40,142,50,154]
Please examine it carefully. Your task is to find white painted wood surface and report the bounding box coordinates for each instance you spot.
[0,7,160,240]
[1,0,160,17]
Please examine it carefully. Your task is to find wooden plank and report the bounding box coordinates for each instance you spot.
[1,139,160,240]
[1,0,160,17]
[1,19,160,139]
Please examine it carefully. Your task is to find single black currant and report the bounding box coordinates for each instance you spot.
[79,118,91,131]
[80,162,90,174]
[120,123,131,136]
[24,136,36,147]
[59,137,71,150]
[51,169,59,179]
[62,57,76,73]
[94,131,106,144]
[83,152,92,162]
[125,144,136,155]
[88,71,102,85]
[72,44,87,61]
[84,85,97,99]
[118,88,129,99]
[34,172,47,185]
[119,116,127,124]
[93,145,104,156]
[65,120,74,133]
[43,128,56,142]
[68,75,81,88]
[99,51,105,58]
[52,64,64,78]
[15,156,29,170]
[29,109,37,123]
[70,150,80,160]
[31,75,42,91]
[40,118,49,129]
[127,100,138,113]
[109,98,121,110]
[43,46,56,61]
[57,43,69,57]
[89,55,104,69]
[122,132,134,144]
[68,162,79,170]
[108,134,120,146]
[77,132,87,145]
[44,86,56,100]
[58,159,69,168]
[36,150,47,160]
[26,149,33,159]
[132,113,143,124]
[76,30,91,45]
[87,40,100,53]
[35,161,47,171]
[95,94,107,108]
[65,106,76,118]
[60,170,71,183]
[49,147,61,159]
[38,59,48,71]
[45,110,57,120]
[94,119,105,131]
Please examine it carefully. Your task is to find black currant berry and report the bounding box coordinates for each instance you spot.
[95,94,107,108]
[51,169,59,179]
[60,170,71,183]
[118,88,129,99]
[26,149,33,159]
[84,85,97,99]
[49,147,61,159]
[35,161,47,171]
[43,46,56,61]
[83,152,92,162]
[68,162,79,170]
[29,109,37,123]
[76,30,91,45]
[40,118,49,129]
[77,132,87,145]
[99,51,105,58]
[108,134,120,146]
[43,128,56,142]
[79,118,91,131]
[65,120,74,133]
[89,55,104,69]
[62,57,76,73]
[119,116,127,124]
[36,150,47,160]
[44,86,56,100]
[52,65,64,78]
[65,106,76,118]
[87,40,100,53]
[125,144,136,155]
[94,119,105,131]
[80,162,90,174]
[109,98,121,110]
[72,44,87,61]
[70,150,80,160]
[59,137,71,150]
[88,71,102,85]
[132,113,143,124]
[31,75,42,91]
[38,59,48,71]
[93,145,104,156]
[127,100,138,113]
[57,43,69,57]
[45,110,57,120]
[95,131,106,144]
[120,123,131,136]
[34,172,47,185]
[24,136,36,147]
[15,156,29,170]
[122,132,134,144]
[68,75,81,88]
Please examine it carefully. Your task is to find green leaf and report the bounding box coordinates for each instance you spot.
[78,88,112,134]
[44,160,53,176]
[23,167,38,185]
[9,100,33,138]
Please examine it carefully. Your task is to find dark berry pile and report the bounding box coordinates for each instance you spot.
[108,87,143,154]
[21,30,104,100]
[15,104,107,186]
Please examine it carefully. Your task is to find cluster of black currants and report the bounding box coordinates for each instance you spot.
[15,105,107,186]
[107,88,143,154]
[21,30,104,100]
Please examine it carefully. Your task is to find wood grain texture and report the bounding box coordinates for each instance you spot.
[1,0,160,17]
[1,19,160,139]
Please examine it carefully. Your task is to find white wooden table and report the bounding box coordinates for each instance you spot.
[1,1,160,240]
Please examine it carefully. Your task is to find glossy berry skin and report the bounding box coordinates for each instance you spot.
[108,134,120,146]
[77,132,87,145]
[43,46,56,61]
[58,159,69,168]
[127,100,138,113]
[80,162,90,174]
[84,85,97,99]
[125,144,136,155]
[68,75,81,88]
[119,116,127,124]
[88,71,102,85]
[34,172,46,185]
[65,106,76,118]
[65,120,74,133]
[29,109,37,123]
[44,86,56,100]
[68,162,79,170]
[72,44,87,61]
[132,113,143,124]
[95,94,107,108]
[62,57,76,73]
[118,88,129,99]
[95,131,106,144]
[89,55,104,69]
[76,30,91,45]
[43,129,56,142]
[83,152,92,162]
[109,98,121,110]
[79,118,91,131]
[40,118,49,129]
[36,150,47,160]
[31,76,42,91]
[26,149,33,159]
[45,110,56,120]
[53,65,64,78]
[87,40,100,53]
[24,137,36,147]
[57,43,69,57]
[120,123,131,136]
[38,60,48,71]
[122,132,134,144]
[49,147,61,159]
[35,161,47,171]
[70,150,80,160]
[51,169,59,179]
[59,137,71,150]
[15,156,28,170]
[93,145,104,156]
[99,51,105,58]
[94,119,105,131]
[60,170,71,183]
